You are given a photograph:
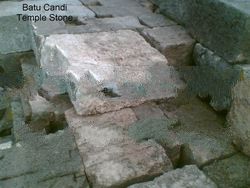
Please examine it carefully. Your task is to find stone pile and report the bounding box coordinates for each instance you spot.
[155,0,250,159]
[0,0,249,187]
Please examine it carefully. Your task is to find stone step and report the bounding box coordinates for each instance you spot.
[40,30,184,115]
[154,0,250,64]
[65,108,173,188]
[128,165,217,188]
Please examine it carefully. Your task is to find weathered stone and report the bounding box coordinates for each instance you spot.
[203,154,250,188]
[89,0,152,17]
[138,13,177,28]
[0,107,12,136]
[154,0,250,63]
[65,108,173,188]
[227,80,250,156]
[129,165,217,188]
[141,25,195,66]
[136,0,156,12]
[69,16,144,33]
[189,43,246,111]
[0,129,88,188]
[157,98,235,167]
[0,16,31,54]
[41,30,184,115]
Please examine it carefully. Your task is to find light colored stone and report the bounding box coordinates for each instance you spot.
[129,165,217,188]
[138,13,177,28]
[41,30,184,115]
[227,80,250,156]
[65,108,173,188]
[141,25,195,66]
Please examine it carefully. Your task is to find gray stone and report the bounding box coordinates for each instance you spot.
[190,43,243,111]
[0,16,31,54]
[0,129,88,188]
[69,16,144,33]
[89,0,152,17]
[154,98,235,167]
[227,80,250,156]
[129,165,217,188]
[41,30,184,115]
[65,108,173,188]
[141,25,195,66]
[138,13,177,28]
[154,0,250,63]
[203,154,250,188]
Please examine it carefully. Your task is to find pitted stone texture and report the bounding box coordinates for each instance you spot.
[41,30,184,115]
[129,165,217,188]
[141,25,195,66]
[190,44,243,111]
[227,80,250,156]
[203,154,250,188]
[65,108,173,188]
[154,0,250,63]
[138,13,177,28]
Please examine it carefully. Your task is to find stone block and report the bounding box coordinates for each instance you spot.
[189,43,243,111]
[129,165,217,188]
[41,30,184,115]
[155,98,235,167]
[138,13,177,28]
[65,108,173,188]
[141,25,195,66]
[154,0,250,63]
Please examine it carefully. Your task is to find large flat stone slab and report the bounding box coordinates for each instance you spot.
[128,165,217,188]
[154,0,250,63]
[41,30,184,115]
[65,108,173,188]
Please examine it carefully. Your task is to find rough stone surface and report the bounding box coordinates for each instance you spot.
[138,13,177,28]
[157,97,235,167]
[65,108,173,188]
[141,25,195,66]
[41,30,184,115]
[203,154,250,188]
[89,0,152,17]
[69,16,144,33]
[0,16,31,54]
[128,165,217,188]
[154,0,250,63]
[189,43,242,111]
[227,80,250,156]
